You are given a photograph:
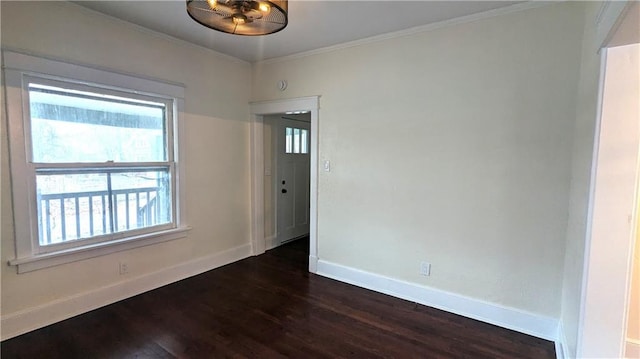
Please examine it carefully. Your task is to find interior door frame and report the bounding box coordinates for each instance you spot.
[578,2,639,357]
[249,96,320,273]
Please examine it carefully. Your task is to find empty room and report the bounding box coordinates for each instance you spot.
[1,1,639,358]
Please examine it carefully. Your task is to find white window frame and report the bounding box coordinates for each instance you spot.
[4,51,189,273]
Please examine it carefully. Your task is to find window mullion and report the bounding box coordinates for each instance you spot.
[106,172,114,234]
[32,162,172,170]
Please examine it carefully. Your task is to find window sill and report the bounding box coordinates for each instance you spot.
[8,227,191,274]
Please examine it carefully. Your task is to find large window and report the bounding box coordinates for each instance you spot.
[29,80,175,248]
[5,52,187,273]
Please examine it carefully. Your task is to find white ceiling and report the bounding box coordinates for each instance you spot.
[73,1,523,63]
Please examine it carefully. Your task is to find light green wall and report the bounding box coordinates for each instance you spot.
[1,1,252,331]
[252,3,585,316]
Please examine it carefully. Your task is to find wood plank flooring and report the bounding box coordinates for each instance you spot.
[1,238,556,358]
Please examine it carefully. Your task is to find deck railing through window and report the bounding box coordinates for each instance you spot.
[37,187,160,245]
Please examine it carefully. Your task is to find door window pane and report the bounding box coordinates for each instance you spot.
[285,127,293,154]
[301,129,308,154]
[293,128,300,154]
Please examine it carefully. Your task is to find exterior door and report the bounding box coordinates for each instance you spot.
[277,118,310,243]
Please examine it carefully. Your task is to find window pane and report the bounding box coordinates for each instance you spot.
[29,83,167,163]
[285,127,293,154]
[37,173,111,245]
[111,169,172,233]
[301,129,308,154]
[293,128,300,154]
[36,169,172,246]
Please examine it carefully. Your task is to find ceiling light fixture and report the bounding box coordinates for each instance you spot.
[186,0,288,36]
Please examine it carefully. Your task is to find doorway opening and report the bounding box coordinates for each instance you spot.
[263,113,311,248]
[249,96,320,273]
[579,43,639,357]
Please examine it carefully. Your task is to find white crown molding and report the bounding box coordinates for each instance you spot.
[257,1,552,66]
[1,243,252,341]
[316,259,559,341]
[594,0,632,48]
[596,1,613,25]
[53,1,549,66]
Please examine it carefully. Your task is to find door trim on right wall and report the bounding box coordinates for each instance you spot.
[578,5,640,355]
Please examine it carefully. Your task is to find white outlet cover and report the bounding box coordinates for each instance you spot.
[420,261,431,276]
[119,262,129,275]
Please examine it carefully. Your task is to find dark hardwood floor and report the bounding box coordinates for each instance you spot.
[1,238,556,358]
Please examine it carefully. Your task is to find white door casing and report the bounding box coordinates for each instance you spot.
[249,96,320,273]
[578,3,640,357]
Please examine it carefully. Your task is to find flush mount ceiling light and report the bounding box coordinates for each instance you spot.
[186,0,288,36]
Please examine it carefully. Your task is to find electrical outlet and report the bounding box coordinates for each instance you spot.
[119,262,129,275]
[420,261,431,276]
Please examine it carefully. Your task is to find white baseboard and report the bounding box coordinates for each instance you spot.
[316,259,558,341]
[555,320,570,359]
[1,243,252,341]
[265,235,279,250]
[627,339,640,359]
[309,255,318,273]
